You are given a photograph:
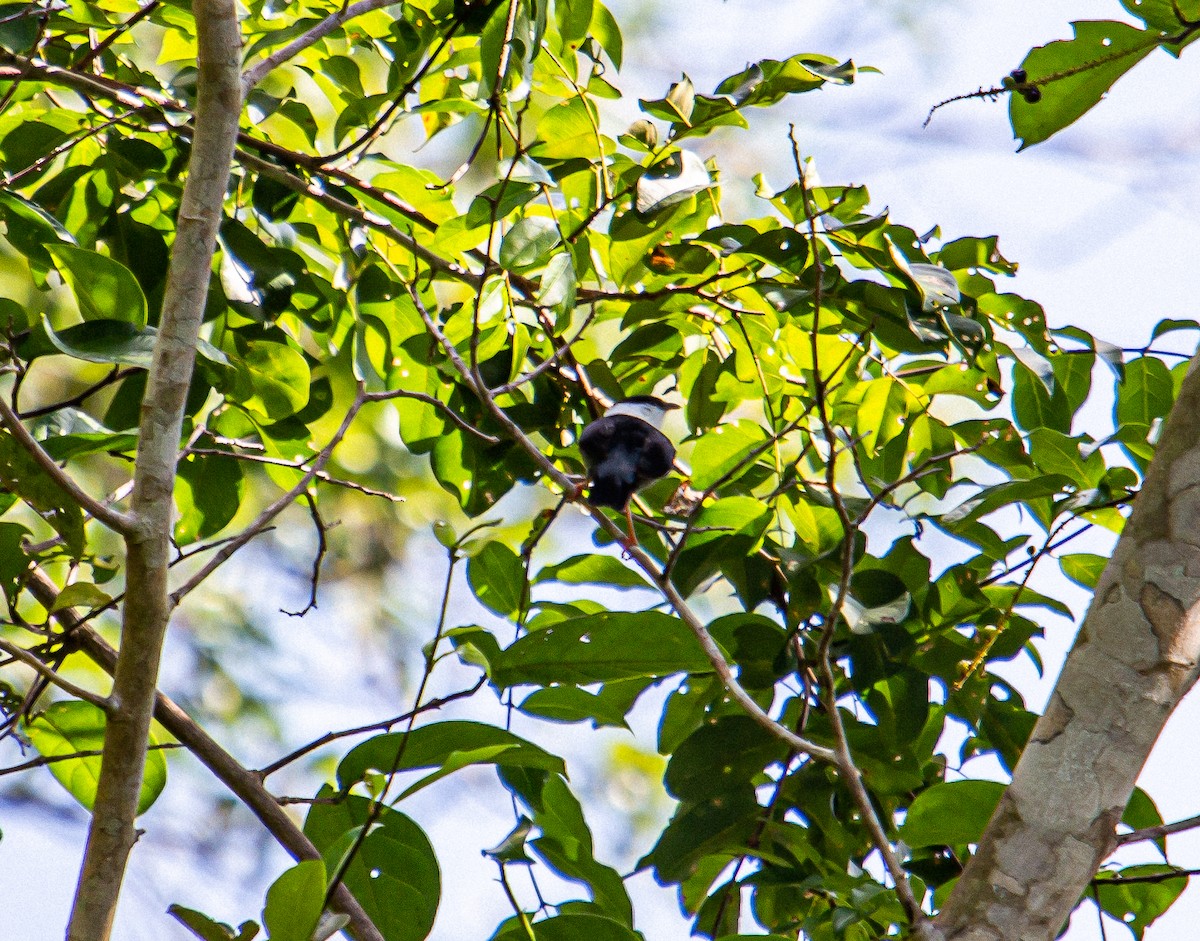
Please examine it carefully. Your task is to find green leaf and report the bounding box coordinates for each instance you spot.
[175,449,244,544]
[1094,865,1188,940]
[262,860,326,941]
[493,913,641,941]
[228,339,311,419]
[168,906,259,941]
[1123,786,1166,859]
[900,779,1005,847]
[304,793,439,941]
[1059,552,1108,590]
[23,701,167,815]
[635,151,712,214]
[1011,21,1157,149]
[49,582,113,613]
[0,430,85,557]
[942,476,1072,528]
[336,721,566,789]
[46,244,148,327]
[499,217,561,271]
[490,611,715,687]
[537,251,577,323]
[535,553,650,590]
[689,420,769,491]
[1117,356,1174,427]
[467,541,526,618]
[518,684,635,728]
[0,189,76,268]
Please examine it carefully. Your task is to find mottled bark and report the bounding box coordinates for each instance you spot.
[65,4,242,939]
[936,354,1200,941]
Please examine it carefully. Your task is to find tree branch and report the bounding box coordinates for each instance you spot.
[0,637,110,711]
[937,349,1200,940]
[23,568,385,941]
[1116,812,1200,847]
[242,0,401,92]
[169,389,365,607]
[0,396,136,535]
[405,281,839,766]
[67,2,243,937]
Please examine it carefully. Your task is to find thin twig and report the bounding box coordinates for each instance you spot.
[242,0,402,91]
[364,387,499,442]
[72,0,162,70]
[0,395,136,535]
[1116,812,1200,846]
[0,638,110,711]
[790,124,927,931]
[169,389,366,607]
[256,679,485,780]
[281,491,327,618]
[0,742,180,778]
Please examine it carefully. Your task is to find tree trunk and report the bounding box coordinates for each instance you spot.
[936,354,1200,940]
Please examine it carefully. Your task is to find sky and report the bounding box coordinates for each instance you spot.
[4,2,1200,940]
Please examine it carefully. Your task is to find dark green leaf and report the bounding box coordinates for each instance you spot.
[535,553,650,590]
[1094,865,1188,940]
[262,860,326,941]
[336,721,566,789]
[304,793,439,941]
[46,244,148,327]
[490,611,715,687]
[467,541,526,618]
[1011,21,1157,149]
[900,780,1005,847]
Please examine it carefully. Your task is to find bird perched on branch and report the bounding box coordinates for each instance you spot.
[579,395,678,547]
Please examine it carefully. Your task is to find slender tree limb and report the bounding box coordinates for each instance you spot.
[789,126,929,933]
[72,0,162,70]
[937,346,1200,940]
[0,396,136,535]
[364,387,500,442]
[67,3,243,937]
[241,0,401,92]
[0,638,110,711]
[23,568,385,941]
[0,743,179,778]
[169,389,365,607]
[256,679,486,780]
[1116,812,1200,846]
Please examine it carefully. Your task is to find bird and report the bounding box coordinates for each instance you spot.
[578,395,678,547]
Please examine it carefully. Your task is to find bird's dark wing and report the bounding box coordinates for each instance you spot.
[637,428,675,479]
[578,414,617,467]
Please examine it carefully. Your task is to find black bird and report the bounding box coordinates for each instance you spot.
[579,395,678,546]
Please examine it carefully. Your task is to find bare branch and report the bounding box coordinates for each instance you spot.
[242,0,401,92]
[1116,812,1200,846]
[789,125,929,933]
[169,390,365,607]
[24,568,385,941]
[256,679,485,780]
[0,742,179,778]
[280,492,327,618]
[406,280,839,766]
[364,387,500,443]
[0,638,110,711]
[0,395,136,535]
[68,2,243,935]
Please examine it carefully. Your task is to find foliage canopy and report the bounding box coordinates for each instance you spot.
[0,1,1197,940]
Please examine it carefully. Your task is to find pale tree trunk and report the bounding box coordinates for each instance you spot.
[65,3,242,939]
[935,354,1200,940]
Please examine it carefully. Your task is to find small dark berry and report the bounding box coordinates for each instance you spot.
[1021,86,1042,103]
[1010,68,1028,84]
